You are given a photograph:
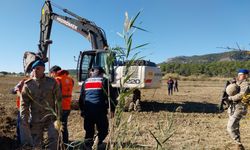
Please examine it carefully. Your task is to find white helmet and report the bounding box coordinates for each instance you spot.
[226,83,239,96]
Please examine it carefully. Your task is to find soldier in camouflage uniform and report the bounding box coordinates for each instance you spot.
[20,60,62,149]
[226,69,249,150]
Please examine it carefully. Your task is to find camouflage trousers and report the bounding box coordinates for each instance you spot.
[227,103,248,144]
[20,121,58,149]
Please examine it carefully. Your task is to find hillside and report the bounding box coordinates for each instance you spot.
[166,50,250,64]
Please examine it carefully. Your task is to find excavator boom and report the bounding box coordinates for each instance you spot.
[24,0,108,73]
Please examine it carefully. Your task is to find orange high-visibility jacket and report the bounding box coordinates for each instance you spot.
[14,79,27,109]
[56,70,74,110]
[16,96,20,109]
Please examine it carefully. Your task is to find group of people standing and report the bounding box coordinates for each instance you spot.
[12,59,249,150]
[13,60,116,149]
[167,77,178,95]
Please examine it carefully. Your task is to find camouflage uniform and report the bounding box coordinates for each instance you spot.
[227,79,249,145]
[20,76,62,149]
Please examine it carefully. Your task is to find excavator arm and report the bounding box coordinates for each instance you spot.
[24,0,108,73]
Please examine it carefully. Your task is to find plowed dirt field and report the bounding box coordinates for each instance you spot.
[0,76,249,149]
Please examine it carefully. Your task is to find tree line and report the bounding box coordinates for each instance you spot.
[160,61,250,77]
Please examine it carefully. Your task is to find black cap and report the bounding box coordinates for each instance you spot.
[50,65,61,73]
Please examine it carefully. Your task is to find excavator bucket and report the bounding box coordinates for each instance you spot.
[23,51,40,73]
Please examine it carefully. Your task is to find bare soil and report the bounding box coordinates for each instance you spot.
[0,76,249,150]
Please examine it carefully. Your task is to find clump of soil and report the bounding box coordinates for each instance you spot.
[0,106,18,150]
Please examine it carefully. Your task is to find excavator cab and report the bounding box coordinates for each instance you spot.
[77,50,115,83]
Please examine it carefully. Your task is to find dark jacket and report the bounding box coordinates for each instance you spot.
[79,76,117,115]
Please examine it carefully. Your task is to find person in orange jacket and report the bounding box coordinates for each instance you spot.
[11,71,34,145]
[12,79,26,145]
[50,65,74,144]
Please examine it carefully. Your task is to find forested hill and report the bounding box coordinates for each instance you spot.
[160,50,250,77]
[166,50,250,64]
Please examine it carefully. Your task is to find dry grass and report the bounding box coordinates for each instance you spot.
[163,73,231,81]
[0,76,250,149]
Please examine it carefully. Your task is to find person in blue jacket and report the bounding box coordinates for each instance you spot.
[79,66,117,149]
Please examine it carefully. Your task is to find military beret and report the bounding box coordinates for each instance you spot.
[238,69,249,75]
[31,60,45,70]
